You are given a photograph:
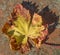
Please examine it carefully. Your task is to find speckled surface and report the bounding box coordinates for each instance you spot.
[0,0,60,55]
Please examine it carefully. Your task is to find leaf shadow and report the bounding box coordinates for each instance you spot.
[39,6,59,35]
[21,1,60,46]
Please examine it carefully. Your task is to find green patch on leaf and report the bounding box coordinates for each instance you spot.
[7,30,15,36]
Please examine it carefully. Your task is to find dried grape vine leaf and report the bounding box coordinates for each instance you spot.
[2,4,48,53]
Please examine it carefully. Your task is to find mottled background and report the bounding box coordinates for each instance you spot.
[0,0,60,55]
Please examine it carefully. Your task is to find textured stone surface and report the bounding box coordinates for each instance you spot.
[0,0,60,55]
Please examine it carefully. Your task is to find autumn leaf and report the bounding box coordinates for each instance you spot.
[2,4,48,53]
